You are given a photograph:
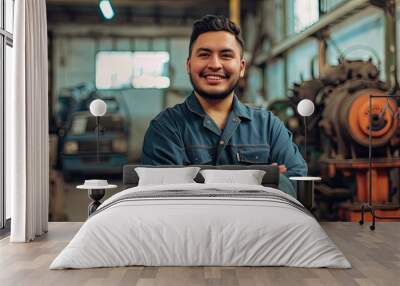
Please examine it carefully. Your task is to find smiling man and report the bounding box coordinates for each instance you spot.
[141,15,307,180]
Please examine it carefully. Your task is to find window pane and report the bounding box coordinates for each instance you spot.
[0,39,3,227]
[131,52,170,89]
[5,0,14,33]
[95,51,170,89]
[294,0,319,33]
[96,51,133,89]
[5,44,13,219]
[320,0,347,14]
[0,0,3,29]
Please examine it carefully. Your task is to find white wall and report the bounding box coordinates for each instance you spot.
[266,58,285,100]
[54,38,94,92]
[286,39,319,87]
[169,38,192,90]
[265,38,318,101]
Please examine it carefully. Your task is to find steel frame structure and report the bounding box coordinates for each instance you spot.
[359,93,400,230]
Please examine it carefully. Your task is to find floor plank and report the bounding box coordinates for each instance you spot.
[0,222,399,286]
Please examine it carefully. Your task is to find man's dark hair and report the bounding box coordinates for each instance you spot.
[189,15,244,58]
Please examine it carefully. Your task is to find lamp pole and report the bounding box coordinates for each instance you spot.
[297,99,315,163]
[96,116,100,163]
[89,99,107,164]
[304,117,307,163]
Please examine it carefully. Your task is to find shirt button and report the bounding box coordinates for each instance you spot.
[219,140,224,145]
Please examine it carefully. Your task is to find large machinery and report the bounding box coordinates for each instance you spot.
[288,58,400,221]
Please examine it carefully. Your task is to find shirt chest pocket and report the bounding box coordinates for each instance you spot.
[237,146,270,164]
[187,147,214,165]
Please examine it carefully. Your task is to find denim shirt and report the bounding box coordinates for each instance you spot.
[141,93,307,178]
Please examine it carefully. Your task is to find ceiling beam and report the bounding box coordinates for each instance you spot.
[46,0,211,8]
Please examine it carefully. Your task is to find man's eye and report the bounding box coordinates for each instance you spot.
[198,53,209,57]
[221,54,234,59]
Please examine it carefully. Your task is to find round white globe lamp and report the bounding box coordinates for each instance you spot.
[90,99,107,117]
[297,99,315,163]
[297,99,315,117]
[89,99,107,163]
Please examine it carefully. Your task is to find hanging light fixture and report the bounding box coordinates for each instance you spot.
[99,0,115,20]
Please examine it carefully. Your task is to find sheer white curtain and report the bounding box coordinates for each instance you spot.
[7,0,49,242]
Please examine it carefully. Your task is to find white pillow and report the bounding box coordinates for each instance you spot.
[135,167,201,186]
[200,169,266,185]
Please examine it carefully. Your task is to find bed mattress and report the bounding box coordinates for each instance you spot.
[50,183,351,269]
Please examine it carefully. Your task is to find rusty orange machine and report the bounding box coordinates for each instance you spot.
[290,59,400,221]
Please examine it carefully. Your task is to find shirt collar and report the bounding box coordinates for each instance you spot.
[186,92,206,117]
[232,94,252,120]
[185,92,252,120]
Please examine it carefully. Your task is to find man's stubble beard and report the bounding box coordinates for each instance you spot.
[189,73,240,100]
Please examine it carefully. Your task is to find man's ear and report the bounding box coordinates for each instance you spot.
[240,58,246,78]
[186,57,191,74]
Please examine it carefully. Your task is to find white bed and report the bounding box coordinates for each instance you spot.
[50,183,351,269]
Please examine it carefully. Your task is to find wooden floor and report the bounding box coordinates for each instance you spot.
[0,222,399,286]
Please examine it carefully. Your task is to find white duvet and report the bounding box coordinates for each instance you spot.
[50,183,351,269]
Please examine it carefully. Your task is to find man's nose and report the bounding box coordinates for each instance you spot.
[207,55,222,70]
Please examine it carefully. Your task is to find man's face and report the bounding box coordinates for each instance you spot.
[187,31,246,100]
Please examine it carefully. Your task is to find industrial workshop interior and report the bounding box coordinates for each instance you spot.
[2,0,400,285]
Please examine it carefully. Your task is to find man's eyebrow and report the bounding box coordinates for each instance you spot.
[195,48,236,54]
[195,48,212,53]
[220,49,235,54]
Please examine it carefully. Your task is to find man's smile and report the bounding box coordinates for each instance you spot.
[200,72,228,84]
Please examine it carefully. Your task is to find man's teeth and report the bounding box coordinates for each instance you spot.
[206,75,224,79]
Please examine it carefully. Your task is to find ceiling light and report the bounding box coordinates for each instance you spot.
[99,0,115,20]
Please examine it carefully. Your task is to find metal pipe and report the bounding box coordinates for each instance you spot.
[368,95,372,205]
[383,0,398,90]
[318,39,327,75]
[229,0,240,26]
